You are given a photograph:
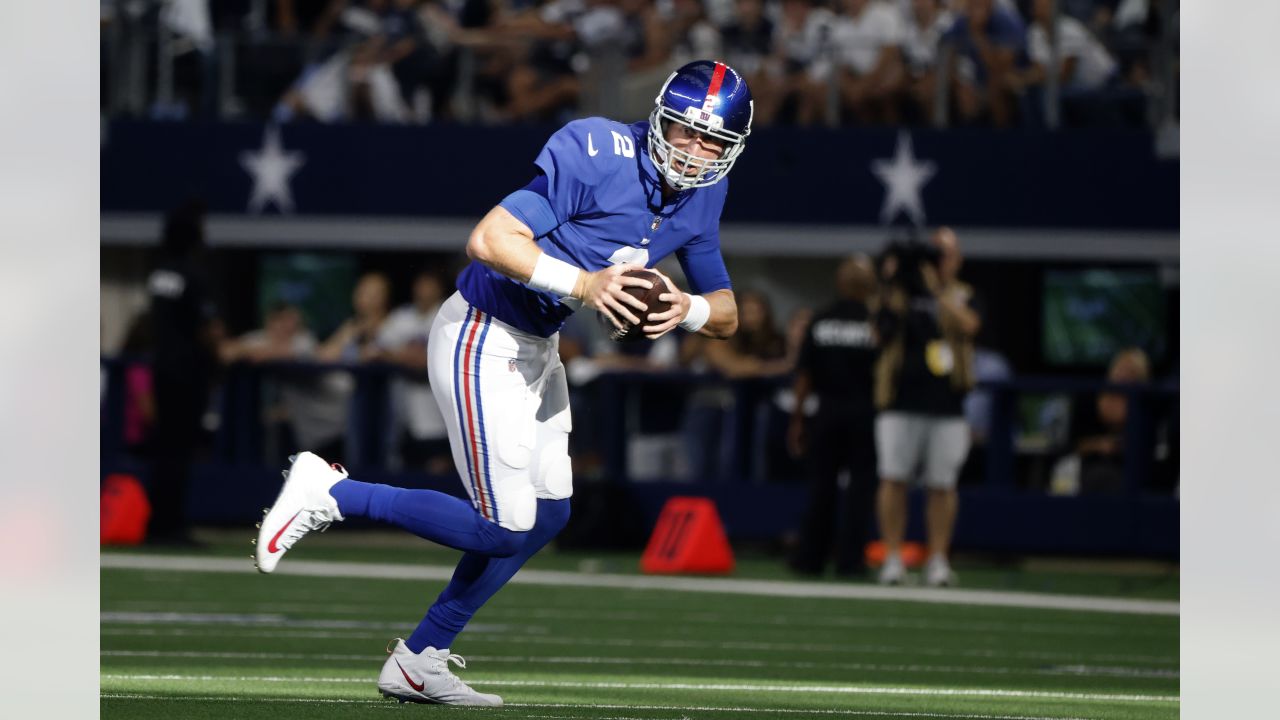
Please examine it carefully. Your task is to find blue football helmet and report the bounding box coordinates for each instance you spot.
[648,60,753,190]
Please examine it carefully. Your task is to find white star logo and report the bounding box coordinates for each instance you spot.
[240,125,306,214]
[871,130,937,227]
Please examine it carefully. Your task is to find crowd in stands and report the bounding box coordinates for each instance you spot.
[102,0,1178,128]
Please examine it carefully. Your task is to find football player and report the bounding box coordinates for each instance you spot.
[254,60,751,705]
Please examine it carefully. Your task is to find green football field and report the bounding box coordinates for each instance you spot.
[101,534,1178,720]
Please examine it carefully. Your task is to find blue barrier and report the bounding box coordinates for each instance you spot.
[100,357,1179,557]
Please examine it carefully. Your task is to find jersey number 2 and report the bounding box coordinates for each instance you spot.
[610,131,635,158]
[607,246,649,267]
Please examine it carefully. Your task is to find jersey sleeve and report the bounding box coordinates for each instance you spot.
[530,118,620,225]
[675,228,732,295]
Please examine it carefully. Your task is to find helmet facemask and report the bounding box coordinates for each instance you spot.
[647,103,749,190]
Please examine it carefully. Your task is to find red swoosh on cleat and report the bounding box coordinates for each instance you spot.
[266,511,302,554]
[395,659,425,692]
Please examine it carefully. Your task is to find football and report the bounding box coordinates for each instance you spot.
[608,269,672,342]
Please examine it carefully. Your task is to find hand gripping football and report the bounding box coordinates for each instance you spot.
[608,269,673,342]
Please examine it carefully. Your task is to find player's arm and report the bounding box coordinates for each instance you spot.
[466,205,653,329]
[648,227,738,340]
[642,277,738,340]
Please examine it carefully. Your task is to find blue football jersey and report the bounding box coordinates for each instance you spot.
[456,118,732,337]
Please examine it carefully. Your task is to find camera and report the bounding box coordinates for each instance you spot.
[881,236,941,297]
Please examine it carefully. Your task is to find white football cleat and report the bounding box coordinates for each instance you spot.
[925,554,957,587]
[878,552,907,586]
[378,638,502,706]
[254,452,346,573]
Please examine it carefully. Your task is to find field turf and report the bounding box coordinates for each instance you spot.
[101,534,1178,720]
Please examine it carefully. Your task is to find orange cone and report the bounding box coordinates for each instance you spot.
[640,497,735,575]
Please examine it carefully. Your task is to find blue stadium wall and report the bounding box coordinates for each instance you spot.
[101,120,1177,229]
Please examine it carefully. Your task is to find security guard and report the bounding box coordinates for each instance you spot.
[146,201,221,544]
[787,254,879,577]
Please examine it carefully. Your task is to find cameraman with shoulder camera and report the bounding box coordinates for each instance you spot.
[873,227,981,586]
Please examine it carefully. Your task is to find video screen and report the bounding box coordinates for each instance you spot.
[1042,268,1166,366]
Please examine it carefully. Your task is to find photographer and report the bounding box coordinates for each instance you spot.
[873,227,980,586]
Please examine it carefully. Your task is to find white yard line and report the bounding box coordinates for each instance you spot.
[100,693,1094,719]
[511,703,1097,720]
[101,553,1178,616]
[100,605,1171,638]
[100,650,1178,679]
[100,674,1178,703]
[99,626,1177,666]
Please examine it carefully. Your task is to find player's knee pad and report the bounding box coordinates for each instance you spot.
[536,452,573,500]
[496,477,537,532]
[494,422,534,472]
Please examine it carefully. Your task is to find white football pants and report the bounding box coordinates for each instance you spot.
[426,291,574,532]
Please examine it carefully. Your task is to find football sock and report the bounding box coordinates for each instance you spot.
[406,498,571,653]
[329,479,524,556]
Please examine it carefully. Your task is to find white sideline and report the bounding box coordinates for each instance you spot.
[100,675,1179,703]
[100,693,1096,719]
[100,649,1179,679]
[100,553,1178,616]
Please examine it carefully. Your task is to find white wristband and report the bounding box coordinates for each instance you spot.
[679,294,711,332]
[527,253,582,297]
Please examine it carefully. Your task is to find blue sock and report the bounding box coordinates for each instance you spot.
[406,498,571,653]
[329,479,524,556]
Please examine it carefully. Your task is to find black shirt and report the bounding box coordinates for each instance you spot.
[877,293,973,417]
[796,299,877,417]
[147,254,217,376]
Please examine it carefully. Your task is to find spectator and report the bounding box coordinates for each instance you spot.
[873,227,981,586]
[962,344,1013,445]
[756,0,836,126]
[120,312,156,458]
[274,0,414,123]
[317,272,393,363]
[824,0,906,125]
[941,0,1025,126]
[373,271,453,474]
[897,0,954,123]
[315,271,392,463]
[787,254,880,578]
[1051,346,1152,495]
[145,200,222,545]
[696,289,795,482]
[377,0,461,120]
[701,289,791,379]
[480,0,624,122]
[221,302,316,365]
[721,0,774,78]
[719,0,778,126]
[222,302,349,460]
[1008,0,1119,125]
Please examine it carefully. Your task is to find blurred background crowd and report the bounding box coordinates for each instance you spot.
[102,0,1178,129]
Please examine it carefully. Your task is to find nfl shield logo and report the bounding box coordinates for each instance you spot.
[508,358,518,373]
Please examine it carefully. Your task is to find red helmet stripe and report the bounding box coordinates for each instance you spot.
[706,62,727,102]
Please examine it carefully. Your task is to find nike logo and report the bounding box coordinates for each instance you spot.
[266,510,301,554]
[587,133,598,157]
[396,659,425,692]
